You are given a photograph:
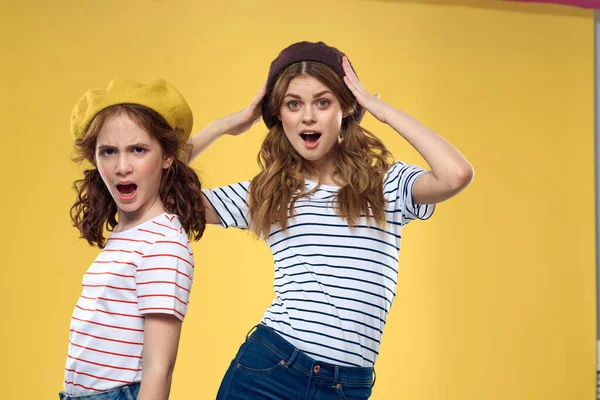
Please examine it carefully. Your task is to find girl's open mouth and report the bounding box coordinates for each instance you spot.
[116,183,137,201]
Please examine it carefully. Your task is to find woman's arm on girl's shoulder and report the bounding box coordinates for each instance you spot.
[181,84,266,164]
[137,314,182,400]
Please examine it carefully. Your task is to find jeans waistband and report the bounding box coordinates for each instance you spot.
[248,324,374,386]
[58,382,140,399]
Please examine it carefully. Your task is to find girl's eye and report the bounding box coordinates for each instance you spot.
[287,101,300,109]
[133,147,146,154]
[100,148,115,156]
[317,99,330,107]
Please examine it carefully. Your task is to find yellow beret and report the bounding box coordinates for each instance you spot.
[71,78,193,141]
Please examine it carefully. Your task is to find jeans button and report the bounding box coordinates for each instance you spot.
[313,365,320,373]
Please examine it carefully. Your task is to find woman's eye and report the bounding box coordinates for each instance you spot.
[287,101,300,109]
[317,99,330,107]
[133,147,146,154]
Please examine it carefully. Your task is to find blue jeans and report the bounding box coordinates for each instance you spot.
[217,324,375,400]
[58,383,140,400]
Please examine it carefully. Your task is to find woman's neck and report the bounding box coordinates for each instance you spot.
[303,156,340,187]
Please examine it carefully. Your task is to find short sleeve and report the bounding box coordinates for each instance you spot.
[383,161,435,226]
[135,236,194,321]
[202,181,251,229]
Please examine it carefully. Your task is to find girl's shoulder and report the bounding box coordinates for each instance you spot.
[142,213,193,259]
[151,213,189,241]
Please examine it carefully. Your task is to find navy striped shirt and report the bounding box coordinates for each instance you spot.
[202,162,434,367]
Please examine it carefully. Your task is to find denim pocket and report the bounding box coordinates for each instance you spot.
[335,382,373,400]
[123,385,138,400]
[235,339,286,374]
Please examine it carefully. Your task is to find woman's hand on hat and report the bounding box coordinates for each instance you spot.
[342,56,390,124]
[222,83,266,136]
[182,84,265,164]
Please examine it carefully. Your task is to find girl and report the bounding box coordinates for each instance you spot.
[188,41,473,400]
[61,79,205,400]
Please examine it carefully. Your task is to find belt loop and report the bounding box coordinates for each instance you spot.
[283,348,299,368]
[245,324,259,340]
[334,366,340,385]
[372,368,377,387]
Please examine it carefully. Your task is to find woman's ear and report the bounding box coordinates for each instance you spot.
[162,155,174,169]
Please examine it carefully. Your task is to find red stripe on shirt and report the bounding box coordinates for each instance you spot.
[165,215,176,222]
[101,249,144,256]
[152,221,178,231]
[136,267,192,280]
[138,293,188,305]
[98,296,138,304]
[64,381,104,393]
[64,369,132,384]
[107,238,152,245]
[70,329,143,345]
[67,355,143,372]
[136,281,190,293]
[154,240,193,255]
[72,317,144,332]
[82,284,136,291]
[138,228,166,237]
[85,272,135,279]
[79,296,138,305]
[93,260,138,268]
[139,307,185,319]
[76,305,144,319]
[142,253,193,268]
[69,341,143,359]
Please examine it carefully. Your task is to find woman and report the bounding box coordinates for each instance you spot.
[189,41,473,399]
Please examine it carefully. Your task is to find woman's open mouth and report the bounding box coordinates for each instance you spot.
[300,132,322,149]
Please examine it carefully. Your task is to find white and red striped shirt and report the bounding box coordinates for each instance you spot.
[64,213,194,396]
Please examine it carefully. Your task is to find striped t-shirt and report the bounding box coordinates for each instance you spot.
[64,213,194,396]
[202,161,434,367]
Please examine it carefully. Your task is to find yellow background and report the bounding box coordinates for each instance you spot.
[0,0,595,398]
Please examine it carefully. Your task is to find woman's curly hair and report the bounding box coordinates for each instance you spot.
[249,61,392,238]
